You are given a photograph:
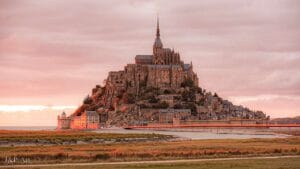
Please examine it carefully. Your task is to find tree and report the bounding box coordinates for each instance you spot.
[83,95,93,104]
[181,89,196,102]
[154,101,169,109]
[163,89,171,94]
[197,98,205,106]
[195,87,203,94]
[182,90,189,101]
[181,78,194,88]
[148,95,159,103]
[187,103,197,116]
[174,103,183,109]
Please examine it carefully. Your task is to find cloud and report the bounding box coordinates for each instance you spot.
[0,104,76,126]
[229,95,300,104]
[0,105,76,113]
[0,0,299,125]
[228,95,300,118]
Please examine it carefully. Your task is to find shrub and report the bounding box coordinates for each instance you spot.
[149,95,159,103]
[181,78,194,88]
[94,153,110,160]
[164,89,171,94]
[185,102,197,116]
[273,148,282,153]
[139,104,149,108]
[197,98,205,106]
[195,87,203,94]
[92,88,98,95]
[157,101,169,109]
[54,153,68,160]
[181,89,196,101]
[83,95,93,104]
[174,103,183,109]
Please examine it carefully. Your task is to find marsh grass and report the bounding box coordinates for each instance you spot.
[0,137,300,165]
[0,130,169,144]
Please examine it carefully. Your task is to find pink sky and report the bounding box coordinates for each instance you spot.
[0,0,300,126]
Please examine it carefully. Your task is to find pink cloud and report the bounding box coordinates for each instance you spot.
[0,0,300,125]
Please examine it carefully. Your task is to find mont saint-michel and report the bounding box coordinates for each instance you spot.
[57,19,268,130]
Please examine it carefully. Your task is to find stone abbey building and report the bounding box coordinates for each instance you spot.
[57,19,267,130]
[107,19,198,94]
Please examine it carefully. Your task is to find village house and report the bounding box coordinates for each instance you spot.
[58,111,99,130]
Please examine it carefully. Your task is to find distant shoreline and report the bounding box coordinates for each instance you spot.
[0,126,55,130]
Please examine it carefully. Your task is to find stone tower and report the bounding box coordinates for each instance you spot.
[152,18,182,65]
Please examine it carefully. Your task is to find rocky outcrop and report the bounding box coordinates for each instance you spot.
[72,78,268,126]
[61,19,268,128]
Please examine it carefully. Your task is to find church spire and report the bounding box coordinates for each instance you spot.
[156,16,160,37]
[153,16,163,53]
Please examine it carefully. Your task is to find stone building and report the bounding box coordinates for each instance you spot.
[106,18,199,93]
[58,20,202,129]
[158,109,191,124]
[69,111,100,130]
[56,18,267,130]
[57,111,71,129]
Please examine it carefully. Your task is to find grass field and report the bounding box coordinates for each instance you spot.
[1,136,300,165]
[0,130,169,143]
[10,157,300,169]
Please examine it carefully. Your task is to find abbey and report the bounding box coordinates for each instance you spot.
[57,18,267,130]
[107,18,198,94]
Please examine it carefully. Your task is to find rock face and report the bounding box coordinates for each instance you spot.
[57,19,268,130]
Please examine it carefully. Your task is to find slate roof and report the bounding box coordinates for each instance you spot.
[147,65,181,69]
[183,64,190,70]
[135,55,153,60]
[84,111,99,117]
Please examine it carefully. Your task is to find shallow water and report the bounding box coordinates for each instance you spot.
[95,128,289,140]
[0,126,291,140]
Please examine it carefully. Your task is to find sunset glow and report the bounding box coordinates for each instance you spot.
[0,0,299,126]
[0,105,76,112]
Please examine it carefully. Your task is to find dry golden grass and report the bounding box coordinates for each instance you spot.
[0,137,299,164]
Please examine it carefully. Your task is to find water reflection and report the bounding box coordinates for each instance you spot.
[95,128,289,140]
